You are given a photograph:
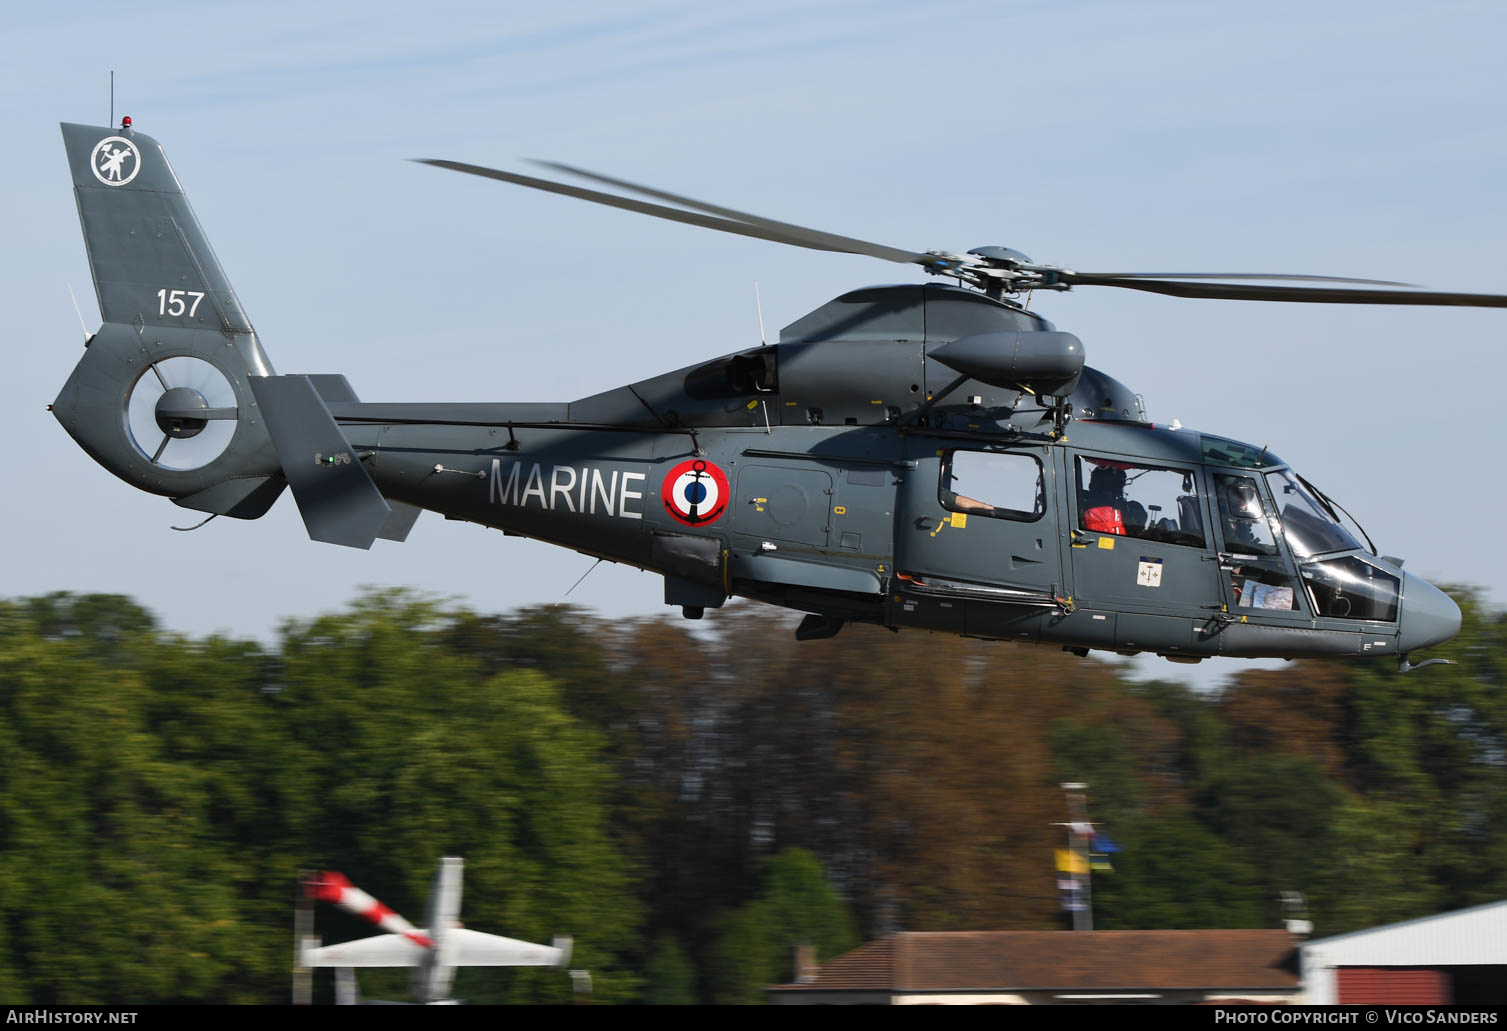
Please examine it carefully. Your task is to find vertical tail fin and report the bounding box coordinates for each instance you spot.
[60,121,266,360]
[53,121,284,518]
[56,120,394,539]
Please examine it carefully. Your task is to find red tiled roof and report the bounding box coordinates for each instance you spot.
[774,930,1300,993]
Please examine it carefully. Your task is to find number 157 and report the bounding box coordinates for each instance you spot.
[157,289,205,317]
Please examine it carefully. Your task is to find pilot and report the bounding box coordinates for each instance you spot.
[943,463,996,514]
[1222,478,1273,553]
[948,492,996,514]
[1082,464,1128,535]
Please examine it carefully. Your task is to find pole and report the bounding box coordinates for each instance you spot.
[293,873,313,1004]
[1060,782,1092,931]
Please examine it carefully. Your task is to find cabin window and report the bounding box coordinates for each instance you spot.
[1074,457,1205,549]
[940,450,1044,522]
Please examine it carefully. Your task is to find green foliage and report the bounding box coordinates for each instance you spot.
[1051,717,1145,820]
[1094,815,1265,930]
[0,591,638,1004]
[1196,752,1346,920]
[706,849,859,1005]
[1,585,1505,1002]
[643,934,697,1005]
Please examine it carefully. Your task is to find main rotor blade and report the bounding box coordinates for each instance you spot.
[1072,272,1415,287]
[1064,274,1507,307]
[418,159,935,267]
[529,159,932,267]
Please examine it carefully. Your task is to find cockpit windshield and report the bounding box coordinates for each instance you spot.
[1264,469,1363,557]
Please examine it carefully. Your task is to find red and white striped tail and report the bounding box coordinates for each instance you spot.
[305,870,434,949]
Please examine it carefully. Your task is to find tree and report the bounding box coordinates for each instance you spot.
[1093,815,1265,930]
[643,934,697,1005]
[0,590,643,1004]
[705,849,858,1004]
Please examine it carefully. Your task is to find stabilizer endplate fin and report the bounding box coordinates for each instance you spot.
[248,375,391,549]
[378,502,423,542]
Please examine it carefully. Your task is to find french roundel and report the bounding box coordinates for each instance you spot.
[662,459,730,527]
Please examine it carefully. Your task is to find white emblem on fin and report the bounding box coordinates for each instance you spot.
[91,136,141,186]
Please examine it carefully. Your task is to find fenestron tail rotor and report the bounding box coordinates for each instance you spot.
[419,157,1507,309]
[125,356,238,471]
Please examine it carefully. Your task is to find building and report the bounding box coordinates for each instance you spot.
[768,930,1302,1005]
[1299,900,1507,1005]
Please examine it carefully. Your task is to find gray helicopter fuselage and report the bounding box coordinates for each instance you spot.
[335,397,1453,662]
[317,281,1457,663]
[52,121,1460,664]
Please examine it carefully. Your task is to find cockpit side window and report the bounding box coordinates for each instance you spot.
[1214,474,1279,557]
[940,450,1044,522]
[1215,474,1301,612]
[1074,458,1205,549]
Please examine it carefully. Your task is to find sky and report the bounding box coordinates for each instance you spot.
[5,0,1504,689]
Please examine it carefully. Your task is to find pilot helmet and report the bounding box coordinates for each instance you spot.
[1225,479,1263,520]
[1088,463,1128,497]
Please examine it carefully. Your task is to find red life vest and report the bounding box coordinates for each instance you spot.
[1084,506,1125,535]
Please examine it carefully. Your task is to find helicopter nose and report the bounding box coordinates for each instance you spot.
[1399,573,1461,653]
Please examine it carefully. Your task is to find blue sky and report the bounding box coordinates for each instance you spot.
[6,0,1504,686]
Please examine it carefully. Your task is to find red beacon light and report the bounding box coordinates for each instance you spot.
[120,116,131,129]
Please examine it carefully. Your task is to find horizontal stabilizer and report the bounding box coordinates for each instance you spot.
[303,934,425,968]
[450,928,572,967]
[248,375,391,549]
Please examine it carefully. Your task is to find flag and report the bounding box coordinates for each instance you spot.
[1092,832,1122,854]
[1055,849,1089,874]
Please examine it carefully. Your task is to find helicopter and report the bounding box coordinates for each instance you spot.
[55,118,1505,670]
